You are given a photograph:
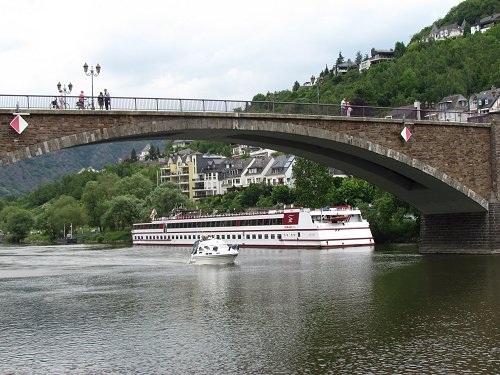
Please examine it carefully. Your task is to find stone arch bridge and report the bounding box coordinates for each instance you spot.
[0,108,499,254]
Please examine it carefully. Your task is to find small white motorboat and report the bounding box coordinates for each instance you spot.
[189,236,239,265]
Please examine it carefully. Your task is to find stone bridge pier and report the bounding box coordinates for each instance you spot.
[419,203,500,254]
[419,118,500,254]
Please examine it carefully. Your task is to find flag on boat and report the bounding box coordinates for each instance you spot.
[150,209,157,220]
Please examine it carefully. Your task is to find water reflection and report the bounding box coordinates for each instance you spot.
[0,244,497,373]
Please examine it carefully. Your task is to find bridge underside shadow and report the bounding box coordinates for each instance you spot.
[147,127,486,215]
[3,118,488,215]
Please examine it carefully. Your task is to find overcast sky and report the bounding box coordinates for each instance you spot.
[1,0,464,101]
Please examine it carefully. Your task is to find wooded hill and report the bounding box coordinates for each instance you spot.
[253,0,499,108]
[0,141,164,197]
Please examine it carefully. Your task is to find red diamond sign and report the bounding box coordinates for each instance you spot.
[10,115,28,134]
[10,115,29,134]
[401,126,412,142]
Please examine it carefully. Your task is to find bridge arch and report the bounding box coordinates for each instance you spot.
[0,111,490,215]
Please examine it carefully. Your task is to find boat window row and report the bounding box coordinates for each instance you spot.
[133,233,283,241]
[133,223,164,230]
[168,218,283,229]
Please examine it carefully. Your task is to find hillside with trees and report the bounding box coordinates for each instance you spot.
[0,140,165,197]
[412,0,500,42]
[253,0,499,109]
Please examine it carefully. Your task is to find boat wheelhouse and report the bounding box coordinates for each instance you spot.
[132,206,374,249]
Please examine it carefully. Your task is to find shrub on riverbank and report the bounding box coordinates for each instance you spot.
[80,230,132,244]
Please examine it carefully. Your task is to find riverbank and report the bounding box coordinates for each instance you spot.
[17,232,417,253]
[21,230,132,246]
[10,228,419,251]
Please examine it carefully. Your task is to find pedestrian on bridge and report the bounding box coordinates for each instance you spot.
[98,92,104,110]
[104,88,111,110]
[340,97,346,116]
[77,91,85,110]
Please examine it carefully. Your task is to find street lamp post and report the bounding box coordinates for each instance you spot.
[56,82,72,109]
[311,75,323,114]
[311,75,322,105]
[83,62,101,110]
[57,82,73,95]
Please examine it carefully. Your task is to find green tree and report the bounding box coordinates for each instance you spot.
[80,172,121,230]
[270,184,295,206]
[5,208,33,242]
[145,182,195,218]
[328,178,377,206]
[292,157,334,208]
[239,183,271,208]
[41,195,83,240]
[256,195,273,208]
[163,140,174,155]
[102,195,144,230]
[394,41,406,58]
[441,0,499,26]
[114,173,154,199]
[188,141,232,157]
[355,51,363,65]
[400,67,418,99]
[360,191,419,243]
[335,51,345,66]
[130,148,138,162]
[146,146,158,161]
[81,181,108,230]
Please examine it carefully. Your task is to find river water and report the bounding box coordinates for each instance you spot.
[0,243,498,374]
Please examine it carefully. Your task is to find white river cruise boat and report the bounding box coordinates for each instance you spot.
[132,206,374,249]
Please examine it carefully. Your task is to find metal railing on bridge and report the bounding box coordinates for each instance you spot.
[0,94,476,123]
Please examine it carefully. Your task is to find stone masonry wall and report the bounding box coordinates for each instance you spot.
[419,202,500,254]
[492,117,500,202]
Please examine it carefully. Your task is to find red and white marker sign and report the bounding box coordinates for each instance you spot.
[10,115,29,134]
[400,126,412,142]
